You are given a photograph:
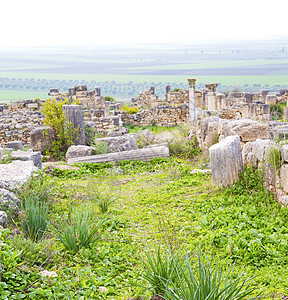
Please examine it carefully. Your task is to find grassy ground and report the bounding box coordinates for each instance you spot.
[1,156,288,299]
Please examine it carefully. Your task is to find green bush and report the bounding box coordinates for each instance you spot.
[42,98,80,159]
[104,96,116,102]
[270,104,284,120]
[92,140,109,155]
[51,206,106,253]
[121,105,140,114]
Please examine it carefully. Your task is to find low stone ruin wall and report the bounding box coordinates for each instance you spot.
[121,105,188,127]
[201,116,288,204]
[0,111,44,147]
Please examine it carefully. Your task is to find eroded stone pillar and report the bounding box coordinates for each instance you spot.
[188,78,196,122]
[205,83,218,111]
[209,135,243,187]
[63,105,86,145]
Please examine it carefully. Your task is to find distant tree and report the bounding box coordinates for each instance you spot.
[104,96,115,102]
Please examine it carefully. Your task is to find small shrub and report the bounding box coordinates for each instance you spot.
[270,104,284,120]
[92,140,109,155]
[51,206,106,253]
[169,136,201,159]
[267,146,283,172]
[0,150,12,164]
[42,98,80,159]
[121,105,140,114]
[104,96,115,102]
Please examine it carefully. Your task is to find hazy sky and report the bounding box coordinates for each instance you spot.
[1,0,288,47]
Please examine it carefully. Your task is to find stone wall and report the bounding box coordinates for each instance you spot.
[121,104,188,127]
[0,111,44,147]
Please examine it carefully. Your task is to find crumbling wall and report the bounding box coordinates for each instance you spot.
[121,105,188,127]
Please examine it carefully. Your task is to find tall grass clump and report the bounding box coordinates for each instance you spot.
[51,206,106,253]
[21,197,49,243]
[169,124,201,159]
[88,184,116,214]
[163,246,259,300]
[142,246,184,298]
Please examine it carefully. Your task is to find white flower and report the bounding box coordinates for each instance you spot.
[40,270,58,278]
[99,286,108,293]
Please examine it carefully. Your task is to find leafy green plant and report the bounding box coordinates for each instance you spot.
[42,98,80,159]
[21,196,49,243]
[163,245,259,300]
[51,206,106,253]
[0,149,12,164]
[270,103,284,121]
[104,96,116,102]
[121,105,140,114]
[267,146,283,172]
[92,140,109,155]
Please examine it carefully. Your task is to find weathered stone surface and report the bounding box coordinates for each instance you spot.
[281,144,288,162]
[251,139,273,162]
[66,145,95,160]
[30,126,54,152]
[0,161,38,191]
[280,164,288,194]
[223,119,269,142]
[63,105,86,145]
[6,141,23,150]
[11,150,42,169]
[95,136,138,152]
[209,135,243,187]
[0,211,8,228]
[68,146,169,165]
[270,124,288,141]
[0,189,20,214]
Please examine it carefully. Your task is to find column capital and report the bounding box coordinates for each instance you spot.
[187,78,196,88]
[205,83,218,92]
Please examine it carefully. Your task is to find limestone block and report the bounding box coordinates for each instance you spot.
[95,136,138,152]
[209,135,243,187]
[270,124,288,141]
[0,161,38,191]
[0,211,7,228]
[11,150,42,169]
[266,95,276,105]
[280,164,288,194]
[68,146,170,165]
[223,119,269,142]
[0,189,20,215]
[6,140,23,150]
[66,145,95,160]
[251,139,273,162]
[30,126,54,153]
[281,144,288,162]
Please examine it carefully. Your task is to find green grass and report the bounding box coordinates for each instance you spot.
[0,90,48,101]
[1,160,288,299]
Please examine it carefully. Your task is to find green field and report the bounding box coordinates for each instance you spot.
[1,41,288,100]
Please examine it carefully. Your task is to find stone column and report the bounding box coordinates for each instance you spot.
[188,78,196,122]
[205,83,218,111]
[165,85,171,102]
[63,105,86,145]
